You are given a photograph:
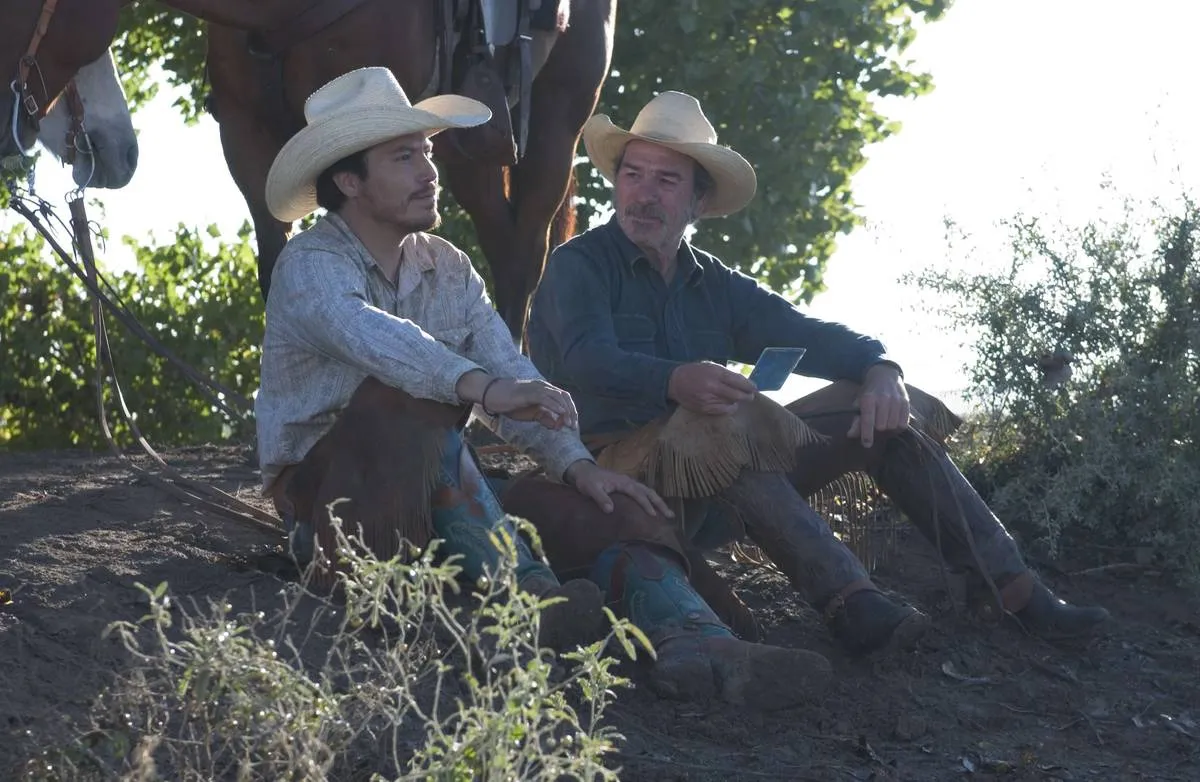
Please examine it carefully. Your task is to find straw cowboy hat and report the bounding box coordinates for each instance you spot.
[266,67,492,222]
[582,91,757,218]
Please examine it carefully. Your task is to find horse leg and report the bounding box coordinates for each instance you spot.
[445,84,596,342]
[215,112,291,300]
[508,75,602,329]
[445,147,569,344]
[501,0,615,341]
[442,162,522,334]
[207,28,293,301]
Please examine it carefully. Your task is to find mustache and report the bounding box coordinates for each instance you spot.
[412,184,441,200]
[624,204,665,221]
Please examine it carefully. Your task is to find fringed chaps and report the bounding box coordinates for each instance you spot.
[592,394,828,500]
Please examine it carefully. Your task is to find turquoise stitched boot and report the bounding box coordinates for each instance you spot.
[591,543,833,710]
[431,431,604,650]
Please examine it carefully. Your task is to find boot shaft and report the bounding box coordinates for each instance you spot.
[430,430,555,586]
[590,543,731,646]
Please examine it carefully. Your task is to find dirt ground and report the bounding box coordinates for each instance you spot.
[2,445,1198,781]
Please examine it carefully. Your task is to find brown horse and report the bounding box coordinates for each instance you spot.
[201,0,617,339]
[1,0,124,165]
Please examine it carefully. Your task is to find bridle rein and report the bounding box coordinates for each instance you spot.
[8,0,91,169]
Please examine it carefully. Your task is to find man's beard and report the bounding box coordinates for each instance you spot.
[389,195,441,234]
[396,210,440,233]
[400,186,441,233]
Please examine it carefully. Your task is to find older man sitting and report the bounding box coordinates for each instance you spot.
[521,90,1111,657]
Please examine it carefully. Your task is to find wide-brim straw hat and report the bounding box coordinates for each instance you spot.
[582,90,757,218]
[266,67,491,222]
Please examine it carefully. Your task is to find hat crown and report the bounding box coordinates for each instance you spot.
[628,91,718,146]
[579,90,756,218]
[303,67,412,125]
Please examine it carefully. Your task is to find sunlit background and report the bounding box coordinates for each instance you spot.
[20,0,1200,412]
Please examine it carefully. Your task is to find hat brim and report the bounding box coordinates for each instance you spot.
[266,94,491,223]
[581,114,757,218]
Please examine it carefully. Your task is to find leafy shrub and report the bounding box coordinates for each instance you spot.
[20,512,644,780]
[913,195,1200,583]
[0,220,261,449]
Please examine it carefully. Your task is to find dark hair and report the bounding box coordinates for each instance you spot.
[614,147,715,200]
[692,161,715,200]
[315,149,369,212]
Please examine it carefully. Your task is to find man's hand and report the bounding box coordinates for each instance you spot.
[847,363,910,448]
[564,459,675,517]
[667,361,757,416]
[457,371,579,431]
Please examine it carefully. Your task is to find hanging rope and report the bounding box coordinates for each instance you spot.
[9,189,254,418]
[7,182,280,534]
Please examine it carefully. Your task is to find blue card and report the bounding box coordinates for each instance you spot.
[747,347,807,391]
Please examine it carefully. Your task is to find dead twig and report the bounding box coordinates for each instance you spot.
[1161,717,1198,740]
[1079,710,1105,746]
[1030,658,1081,685]
[1068,562,1152,577]
[996,702,1041,715]
[941,660,994,685]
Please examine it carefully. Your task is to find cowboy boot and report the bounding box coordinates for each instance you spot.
[591,542,832,710]
[432,433,606,651]
[1008,573,1111,639]
[719,471,931,655]
[871,430,1110,639]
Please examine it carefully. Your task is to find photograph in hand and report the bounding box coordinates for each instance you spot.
[747,347,807,391]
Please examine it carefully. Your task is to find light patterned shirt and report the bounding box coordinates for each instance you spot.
[254,213,594,491]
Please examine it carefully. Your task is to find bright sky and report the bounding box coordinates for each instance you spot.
[21,0,1200,413]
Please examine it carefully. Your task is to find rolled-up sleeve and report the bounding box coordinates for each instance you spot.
[458,259,594,481]
[272,248,482,403]
[536,247,684,406]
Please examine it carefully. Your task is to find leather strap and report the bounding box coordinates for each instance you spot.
[515,0,533,158]
[15,0,59,116]
[997,570,1035,613]
[60,80,86,165]
[822,577,876,623]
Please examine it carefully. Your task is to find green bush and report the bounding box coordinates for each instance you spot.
[21,513,644,780]
[0,220,261,449]
[913,196,1200,583]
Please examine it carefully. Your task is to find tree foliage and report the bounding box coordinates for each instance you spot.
[0,218,261,449]
[0,2,953,448]
[590,0,949,298]
[913,196,1200,583]
[111,0,951,299]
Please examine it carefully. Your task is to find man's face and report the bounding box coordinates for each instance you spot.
[341,132,441,233]
[613,139,705,257]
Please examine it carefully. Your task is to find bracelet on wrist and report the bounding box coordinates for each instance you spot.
[481,377,504,417]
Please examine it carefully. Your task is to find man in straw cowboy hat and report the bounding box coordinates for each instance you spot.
[253,67,831,708]
[522,90,1111,658]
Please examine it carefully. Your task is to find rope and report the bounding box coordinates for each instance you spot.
[8,183,279,534]
[8,188,253,418]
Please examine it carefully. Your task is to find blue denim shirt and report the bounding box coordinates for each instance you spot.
[527,217,899,437]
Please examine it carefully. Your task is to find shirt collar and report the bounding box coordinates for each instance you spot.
[324,212,436,275]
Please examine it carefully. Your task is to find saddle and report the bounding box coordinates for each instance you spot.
[431,0,569,166]
[212,0,564,169]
